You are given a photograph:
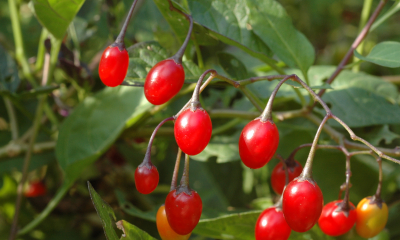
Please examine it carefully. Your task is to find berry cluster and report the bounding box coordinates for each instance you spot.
[97,1,393,239]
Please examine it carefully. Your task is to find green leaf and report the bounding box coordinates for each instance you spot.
[0,151,55,175]
[56,87,152,179]
[322,88,400,127]
[191,132,241,163]
[116,220,157,240]
[218,52,248,80]
[124,41,202,85]
[87,182,119,240]
[0,45,20,93]
[30,0,86,39]
[152,0,219,46]
[193,211,261,240]
[187,0,315,73]
[115,190,157,222]
[354,41,400,68]
[361,125,400,145]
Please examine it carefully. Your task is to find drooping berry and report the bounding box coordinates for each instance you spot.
[255,206,291,240]
[25,181,47,198]
[165,189,202,235]
[356,197,388,238]
[318,200,357,236]
[156,205,191,240]
[98,46,129,87]
[144,59,185,105]
[174,108,212,156]
[239,119,279,169]
[134,162,159,194]
[271,160,303,194]
[282,178,323,232]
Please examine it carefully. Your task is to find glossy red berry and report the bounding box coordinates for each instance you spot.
[156,205,191,240]
[318,200,357,236]
[98,46,129,87]
[144,59,185,105]
[134,163,159,194]
[255,206,291,240]
[282,179,324,232]
[165,189,202,235]
[271,160,303,194]
[174,108,212,155]
[24,181,47,198]
[238,119,279,169]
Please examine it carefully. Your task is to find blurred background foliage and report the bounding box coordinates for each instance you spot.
[0,0,400,239]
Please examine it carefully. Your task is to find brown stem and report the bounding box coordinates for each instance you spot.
[170,148,182,191]
[114,0,140,49]
[316,0,389,99]
[175,154,191,195]
[375,157,383,198]
[142,117,174,166]
[190,69,217,110]
[300,115,331,179]
[260,76,292,122]
[171,16,193,64]
[341,155,352,212]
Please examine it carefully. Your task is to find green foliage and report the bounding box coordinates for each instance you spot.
[1,0,400,239]
[354,41,400,68]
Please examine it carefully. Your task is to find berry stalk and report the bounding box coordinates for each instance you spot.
[114,0,140,49]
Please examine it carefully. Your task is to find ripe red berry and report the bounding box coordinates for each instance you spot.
[238,119,279,169]
[282,179,323,232]
[255,206,291,240]
[271,160,303,194]
[318,200,357,236]
[165,189,202,235]
[134,163,159,194]
[24,181,47,198]
[98,46,129,87]
[174,108,212,155]
[144,59,185,105]
[156,205,191,240]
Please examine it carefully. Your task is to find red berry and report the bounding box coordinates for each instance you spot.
[98,46,129,87]
[282,179,323,232]
[174,108,212,155]
[24,181,47,198]
[318,200,357,236]
[271,160,303,194]
[156,205,191,240]
[134,164,159,194]
[238,119,279,169]
[165,189,202,235]
[255,206,291,240]
[144,59,185,105]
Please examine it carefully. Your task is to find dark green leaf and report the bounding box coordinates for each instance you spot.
[194,211,261,240]
[115,190,157,222]
[191,132,241,163]
[124,41,202,85]
[322,88,400,127]
[361,125,400,145]
[152,0,219,46]
[354,41,400,68]
[218,52,248,80]
[0,151,55,175]
[31,0,86,39]
[87,182,119,240]
[0,45,20,93]
[56,87,152,179]
[187,0,314,73]
[116,220,157,240]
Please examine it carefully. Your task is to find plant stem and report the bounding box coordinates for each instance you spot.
[18,178,75,235]
[239,87,264,112]
[114,0,140,48]
[170,148,182,191]
[143,117,175,163]
[375,158,382,198]
[212,118,242,136]
[8,0,36,86]
[9,95,47,240]
[3,97,19,141]
[353,0,374,72]
[316,0,388,99]
[300,115,330,179]
[260,76,292,122]
[35,29,48,72]
[341,155,352,211]
[190,69,216,110]
[371,1,400,31]
[192,36,204,69]
[179,154,190,188]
